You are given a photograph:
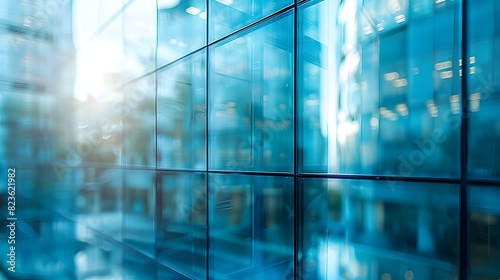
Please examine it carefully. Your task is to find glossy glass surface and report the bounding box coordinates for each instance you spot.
[209,12,294,172]
[72,10,125,165]
[467,0,500,179]
[157,0,206,66]
[73,168,123,239]
[0,217,93,279]
[124,169,156,257]
[72,0,129,46]
[469,186,500,279]
[158,172,206,279]
[157,50,207,170]
[298,0,461,177]
[123,0,157,77]
[74,10,124,93]
[122,74,156,167]
[208,0,293,42]
[299,178,459,279]
[209,173,294,279]
[0,215,187,279]
[4,0,500,279]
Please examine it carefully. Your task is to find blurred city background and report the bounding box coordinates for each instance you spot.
[0,0,499,279]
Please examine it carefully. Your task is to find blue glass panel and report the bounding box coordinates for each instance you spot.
[123,0,157,76]
[469,186,500,279]
[209,0,293,42]
[157,171,206,279]
[298,0,461,177]
[468,0,500,179]
[157,0,206,66]
[122,74,156,167]
[299,178,459,279]
[209,173,294,279]
[124,169,156,257]
[76,168,123,239]
[209,12,294,172]
[157,50,206,170]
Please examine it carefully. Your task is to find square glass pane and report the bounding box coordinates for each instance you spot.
[122,73,156,167]
[208,0,293,42]
[468,0,500,179]
[299,178,459,279]
[157,0,206,66]
[469,186,500,279]
[124,169,156,257]
[157,172,206,279]
[157,50,206,170]
[209,12,294,172]
[298,0,461,177]
[74,168,123,240]
[209,173,294,279]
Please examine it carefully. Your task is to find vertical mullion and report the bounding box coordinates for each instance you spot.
[205,1,210,279]
[460,0,469,278]
[154,0,160,265]
[293,1,299,280]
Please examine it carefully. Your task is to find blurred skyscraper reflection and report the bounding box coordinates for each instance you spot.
[0,0,499,279]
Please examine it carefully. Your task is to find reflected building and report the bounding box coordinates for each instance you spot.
[1,0,500,279]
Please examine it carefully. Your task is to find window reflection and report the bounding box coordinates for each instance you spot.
[468,0,500,179]
[158,172,206,279]
[73,168,123,239]
[7,0,500,278]
[122,74,156,167]
[157,0,206,66]
[469,186,500,279]
[72,0,128,46]
[298,0,461,177]
[124,169,155,257]
[209,174,294,279]
[299,178,459,279]
[209,12,294,172]
[74,11,124,100]
[208,0,292,42]
[123,0,157,76]
[157,50,206,170]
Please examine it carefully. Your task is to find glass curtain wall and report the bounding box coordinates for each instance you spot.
[1,0,500,279]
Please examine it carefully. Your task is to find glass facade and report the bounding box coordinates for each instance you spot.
[0,0,499,279]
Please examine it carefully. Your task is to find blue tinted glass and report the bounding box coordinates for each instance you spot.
[124,169,156,257]
[122,74,156,167]
[209,12,294,172]
[0,217,78,278]
[298,0,461,177]
[468,0,500,179]
[0,216,132,278]
[157,50,207,170]
[158,172,206,279]
[73,168,124,240]
[208,0,293,42]
[299,178,459,279]
[123,0,157,75]
[469,186,500,279]
[74,235,126,279]
[209,173,294,278]
[157,0,206,66]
